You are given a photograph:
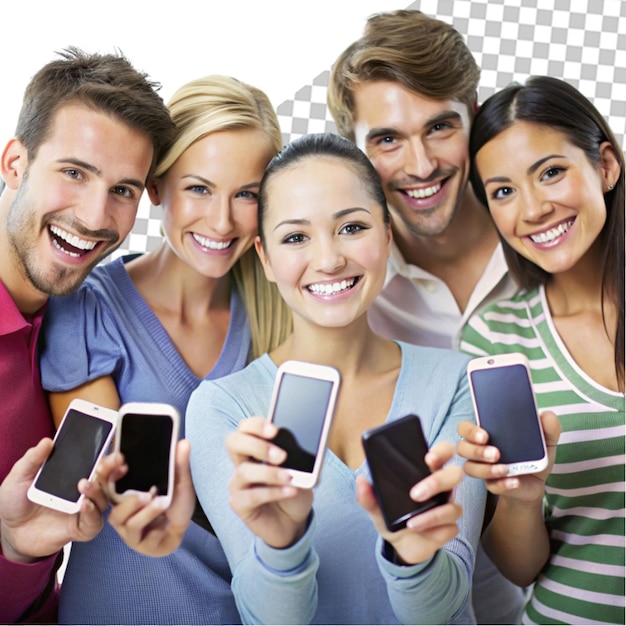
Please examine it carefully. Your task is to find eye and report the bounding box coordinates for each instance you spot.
[374,135,397,147]
[431,121,451,133]
[236,190,259,200]
[541,166,565,181]
[186,184,209,195]
[112,186,134,198]
[63,168,83,180]
[282,232,307,245]
[491,186,515,200]
[339,222,368,235]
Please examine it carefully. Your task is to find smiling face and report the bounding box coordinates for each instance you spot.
[352,80,472,239]
[475,121,617,276]
[256,156,391,330]
[153,128,274,279]
[1,102,153,304]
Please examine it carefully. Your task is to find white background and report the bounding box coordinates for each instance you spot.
[0,0,404,145]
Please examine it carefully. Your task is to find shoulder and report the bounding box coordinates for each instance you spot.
[399,341,470,372]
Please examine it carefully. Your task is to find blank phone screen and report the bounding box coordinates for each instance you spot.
[364,416,447,529]
[271,373,334,473]
[35,409,113,502]
[115,413,173,495]
[470,364,545,464]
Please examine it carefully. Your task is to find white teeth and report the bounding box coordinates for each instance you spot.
[406,183,441,199]
[308,278,355,296]
[529,219,574,244]
[49,225,97,251]
[192,233,233,250]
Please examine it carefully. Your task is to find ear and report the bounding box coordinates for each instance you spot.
[1,139,28,190]
[146,179,161,206]
[598,141,621,191]
[254,236,276,283]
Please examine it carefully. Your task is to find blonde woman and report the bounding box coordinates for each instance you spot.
[39,75,290,624]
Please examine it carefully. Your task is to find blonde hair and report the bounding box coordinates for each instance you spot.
[155,75,292,357]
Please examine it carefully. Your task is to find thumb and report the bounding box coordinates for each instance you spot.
[13,438,54,482]
[539,411,561,448]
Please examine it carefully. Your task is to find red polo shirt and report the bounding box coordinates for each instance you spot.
[0,280,59,623]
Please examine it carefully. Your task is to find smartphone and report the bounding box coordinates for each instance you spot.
[467,353,548,476]
[27,399,117,514]
[362,414,449,532]
[267,360,341,489]
[110,402,179,507]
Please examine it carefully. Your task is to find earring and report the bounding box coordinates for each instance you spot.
[607,183,614,191]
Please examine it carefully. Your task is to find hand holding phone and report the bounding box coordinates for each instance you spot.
[467,353,548,476]
[27,399,117,514]
[267,360,341,489]
[362,414,450,532]
[110,402,179,507]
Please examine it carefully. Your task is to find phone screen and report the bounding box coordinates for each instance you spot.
[469,364,545,464]
[34,409,114,503]
[115,412,173,495]
[363,415,447,530]
[271,373,334,473]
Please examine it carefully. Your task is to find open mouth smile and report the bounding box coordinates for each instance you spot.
[192,233,235,250]
[528,218,575,244]
[307,276,360,296]
[404,182,442,199]
[49,225,99,258]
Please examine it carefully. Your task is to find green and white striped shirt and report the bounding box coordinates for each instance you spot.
[461,285,625,625]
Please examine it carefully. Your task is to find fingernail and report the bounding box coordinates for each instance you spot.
[268,446,285,464]
[484,447,498,462]
[410,485,426,500]
[504,477,519,489]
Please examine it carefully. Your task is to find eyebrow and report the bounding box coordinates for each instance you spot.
[59,157,146,191]
[182,175,261,191]
[483,154,567,186]
[273,207,370,231]
[365,111,463,143]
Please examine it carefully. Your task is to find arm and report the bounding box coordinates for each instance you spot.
[187,378,320,625]
[0,439,110,622]
[49,376,121,426]
[457,411,561,586]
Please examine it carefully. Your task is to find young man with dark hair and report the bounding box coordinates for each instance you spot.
[0,47,175,623]
[328,10,523,624]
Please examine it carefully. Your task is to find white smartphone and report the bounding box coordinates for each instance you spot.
[110,402,179,507]
[467,353,548,476]
[267,360,341,489]
[27,398,117,514]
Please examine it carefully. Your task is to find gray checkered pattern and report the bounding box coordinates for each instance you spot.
[114,0,625,259]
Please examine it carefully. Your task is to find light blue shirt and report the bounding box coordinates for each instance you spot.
[40,256,248,625]
[187,343,485,625]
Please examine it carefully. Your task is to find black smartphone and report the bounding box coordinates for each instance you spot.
[111,402,179,506]
[267,360,341,489]
[28,399,117,514]
[467,353,548,475]
[362,414,449,532]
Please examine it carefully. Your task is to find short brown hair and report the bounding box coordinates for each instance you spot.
[15,46,175,177]
[328,9,480,142]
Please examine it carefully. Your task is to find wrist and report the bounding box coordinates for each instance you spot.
[0,524,36,564]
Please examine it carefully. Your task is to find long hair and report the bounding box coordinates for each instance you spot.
[469,76,624,390]
[155,75,292,357]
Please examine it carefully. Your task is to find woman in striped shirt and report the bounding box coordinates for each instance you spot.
[457,76,624,625]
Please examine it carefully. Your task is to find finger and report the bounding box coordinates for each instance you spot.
[406,501,462,532]
[78,478,109,514]
[75,496,105,540]
[12,439,54,483]
[108,491,156,526]
[457,420,488,444]
[229,461,293,492]
[167,440,195,526]
[540,411,561,447]
[229,483,298,519]
[424,441,455,470]
[94,452,126,485]
[457,439,501,464]
[226,429,286,467]
[410,464,463,502]
[462,459,510,481]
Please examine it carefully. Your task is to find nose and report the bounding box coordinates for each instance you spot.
[403,137,437,181]
[74,186,113,232]
[208,194,234,236]
[520,188,555,223]
[311,235,345,274]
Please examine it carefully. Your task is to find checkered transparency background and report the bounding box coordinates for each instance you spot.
[115,0,626,258]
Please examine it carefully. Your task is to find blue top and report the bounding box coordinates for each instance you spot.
[187,343,485,625]
[40,256,248,625]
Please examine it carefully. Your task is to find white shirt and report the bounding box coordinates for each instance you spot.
[369,239,518,349]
